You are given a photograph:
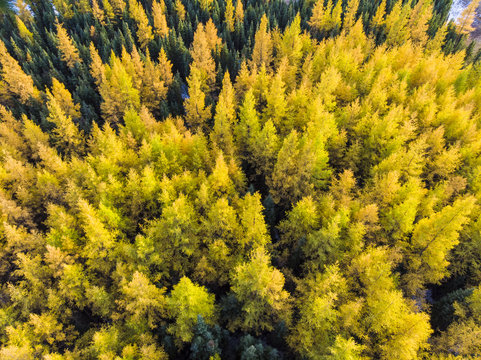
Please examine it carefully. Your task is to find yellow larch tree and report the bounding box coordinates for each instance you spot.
[211,72,237,157]
[205,18,222,52]
[190,22,216,90]
[49,78,81,120]
[89,42,106,86]
[153,0,169,37]
[384,1,412,46]
[175,0,186,21]
[128,0,154,48]
[225,0,235,32]
[91,0,106,25]
[457,0,481,34]
[184,66,212,132]
[408,0,433,46]
[229,247,291,334]
[46,87,84,156]
[52,0,74,19]
[102,0,116,20]
[0,40,39,104]
[99,52,140,124]
[111,0,126,17]
[343,0,360,30]
[235,0,244,25]
[56,22,82,69]
[141,50,170,113]
[251,14,273,68]
[15,16,33,41]
[157,48,174,88]
[371,0,386,28]
[198,0,213,12]
[426,24,447,52]
[77,0,92,13]
[309,0,342,34]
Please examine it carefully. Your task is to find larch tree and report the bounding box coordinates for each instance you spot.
[89,42,105,86]
[342,0,360,31]
[102,0,116,20]
[52,0,74,19]
[198,0,213,12]
[309,0,342,34]
[175,0,186,21]
[235,0,244,26]
[264,72,287,129]
[225,0,235,32]
[250,119,280,177]
[371,0,386,28]
[77,0,92,13]
[16,0,32,23]
[289,265,348,358]
[268,128,330,205]
[408,0,433,46]
[205,19,222,52]
[152,0,169,38]
[157,48,174,88]
[99,52,140,124]
[349,247,432,360]
[78,198,119,275]
[268,130,307,204]
[251,15,273,68]
[137,193,200,280]
[235,88,261,161]
[15,16,33,41]
[110,0,126,17]
[46,84,83,156]
[184,66,212,132]
[384,1,412,47]
[49,78,81,120]
[405,196,477,294]
[128,0,153,48]
[141,50,170,113]
[278,196,320,256]
[91,0,105,25]
[236,193,270,251]
[167,277,217,344]
[118,271,166,331]
[211,72,236,157]
[0,40,39,104]
[456,0,481,34]
[56,22,82,69]
[190,22,217,90]
[230,247,291,334]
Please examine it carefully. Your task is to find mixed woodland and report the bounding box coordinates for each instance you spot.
[1,0,481,358]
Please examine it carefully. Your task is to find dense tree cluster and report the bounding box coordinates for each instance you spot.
[1,0,481,359]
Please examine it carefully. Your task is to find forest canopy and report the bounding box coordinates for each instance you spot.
[1,0,481,359]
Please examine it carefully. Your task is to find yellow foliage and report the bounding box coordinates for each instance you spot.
[56,22,82,69]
